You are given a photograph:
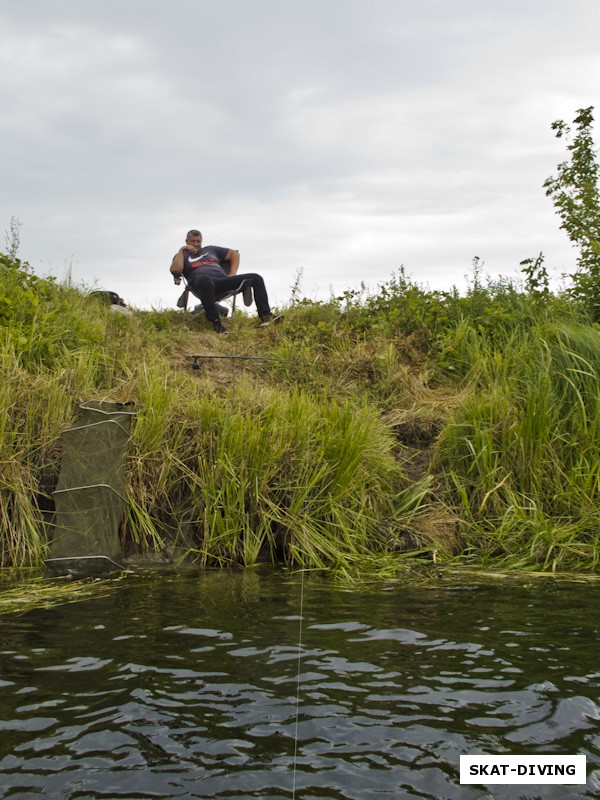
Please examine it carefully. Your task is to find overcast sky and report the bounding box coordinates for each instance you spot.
[2,0,599,310]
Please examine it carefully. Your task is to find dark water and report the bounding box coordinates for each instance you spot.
[0,569,599,799]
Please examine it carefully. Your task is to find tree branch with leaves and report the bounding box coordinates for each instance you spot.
[544,106,600,317]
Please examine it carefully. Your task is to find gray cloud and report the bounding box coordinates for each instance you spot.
[1,0,598,309]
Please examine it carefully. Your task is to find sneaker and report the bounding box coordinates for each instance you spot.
[242,283,253,307]
[259,313,284,327]
[211,318,228,334]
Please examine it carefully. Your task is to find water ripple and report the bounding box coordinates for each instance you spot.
[0,573,598,799]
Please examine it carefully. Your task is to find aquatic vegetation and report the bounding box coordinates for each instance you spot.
[0,572,116,614]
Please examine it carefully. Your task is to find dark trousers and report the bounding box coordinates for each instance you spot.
[189,272,271,322]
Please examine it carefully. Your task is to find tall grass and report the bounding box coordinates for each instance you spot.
[1,256,436,569]
[2,251,600,573]
[436,321,600,570]
[125,369,429,569]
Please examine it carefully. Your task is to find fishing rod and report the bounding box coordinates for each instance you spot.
[185,354,295,369]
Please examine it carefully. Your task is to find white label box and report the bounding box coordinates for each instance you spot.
[460,755,587,784]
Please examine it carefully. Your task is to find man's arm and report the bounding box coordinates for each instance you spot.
[170,248,187,275]
[170,246,192,284]
[226,249,240,276]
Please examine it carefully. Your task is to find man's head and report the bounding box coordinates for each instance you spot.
[186,230,202,251]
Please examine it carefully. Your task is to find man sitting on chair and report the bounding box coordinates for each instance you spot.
[170,229,280,334]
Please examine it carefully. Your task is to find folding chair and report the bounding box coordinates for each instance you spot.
[175,275,253,317]
[174,248,256,322]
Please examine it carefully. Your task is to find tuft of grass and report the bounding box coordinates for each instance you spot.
[436,321,600,571]
[124,375,423,569]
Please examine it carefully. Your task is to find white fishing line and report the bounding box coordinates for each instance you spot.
[291,567,305,799]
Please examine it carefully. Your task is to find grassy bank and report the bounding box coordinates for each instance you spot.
[1,252,599,574]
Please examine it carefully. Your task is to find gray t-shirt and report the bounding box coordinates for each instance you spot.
[182,245,230,282]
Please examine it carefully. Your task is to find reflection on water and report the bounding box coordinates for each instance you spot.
[0,570,599,799]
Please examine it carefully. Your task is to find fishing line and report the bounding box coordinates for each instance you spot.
[291,566,305,799]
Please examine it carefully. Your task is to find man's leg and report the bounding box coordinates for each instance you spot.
[189,273,220,322]
[212,273,272,317]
